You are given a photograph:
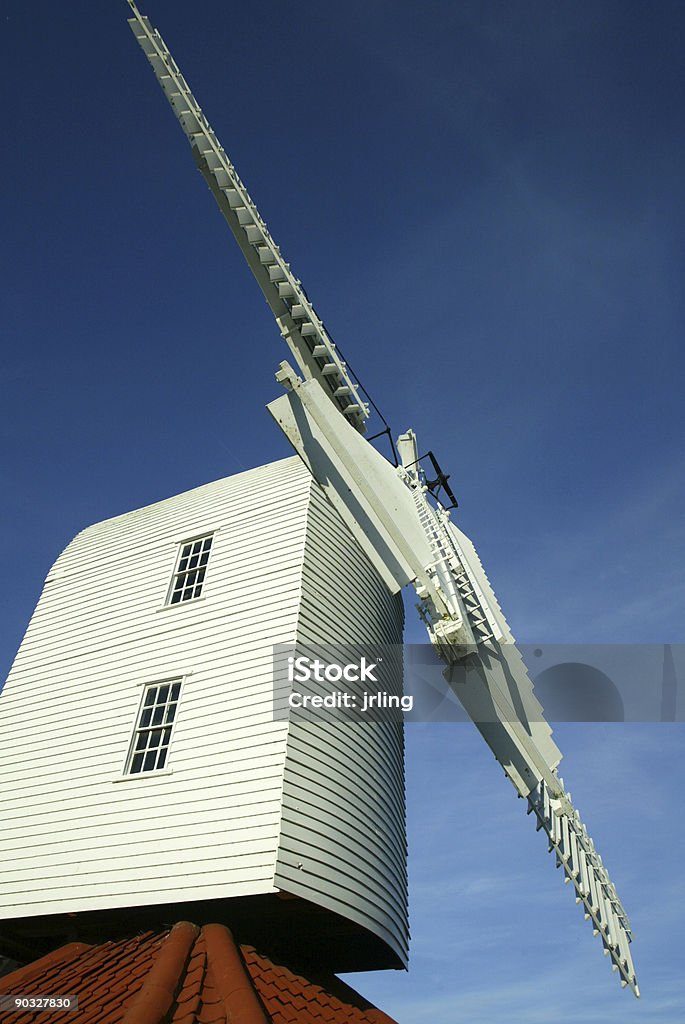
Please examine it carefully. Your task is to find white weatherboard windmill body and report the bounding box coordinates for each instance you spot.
[0,0,637,1002]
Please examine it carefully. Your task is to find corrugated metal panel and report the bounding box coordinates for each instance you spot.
[0,457,312,919]
[275,481,409,966]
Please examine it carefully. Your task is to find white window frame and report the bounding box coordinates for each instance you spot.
[166,533,214,605]
[122,677,183,777]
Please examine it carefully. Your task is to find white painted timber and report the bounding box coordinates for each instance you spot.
[0,459,309,916]
[275,482,408,964]
[0,456,407,965]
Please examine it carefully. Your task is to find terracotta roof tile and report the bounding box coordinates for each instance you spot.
[0,923,398,1024]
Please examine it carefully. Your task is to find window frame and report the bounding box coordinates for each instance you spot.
[121,677,184,778]
[165,532,214,606]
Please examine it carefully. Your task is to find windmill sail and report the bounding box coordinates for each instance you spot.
[126,2,367,433]
[126,0,638,995]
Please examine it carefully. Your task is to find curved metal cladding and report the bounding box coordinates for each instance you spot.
[275,481,408,969]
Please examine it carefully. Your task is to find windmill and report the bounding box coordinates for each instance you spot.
[123,0,638,996]
[0,0,638,1011]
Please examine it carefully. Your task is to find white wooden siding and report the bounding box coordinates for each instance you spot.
[275,482,409,965]
[0,458,311,917]
[0,456,408,968]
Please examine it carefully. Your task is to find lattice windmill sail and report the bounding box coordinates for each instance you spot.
[126,0,638,996]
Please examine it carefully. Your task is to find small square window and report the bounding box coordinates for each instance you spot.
[125,680,181,775]
[167,534,213,604]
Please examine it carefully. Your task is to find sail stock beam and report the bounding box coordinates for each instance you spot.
[271,371,640,997]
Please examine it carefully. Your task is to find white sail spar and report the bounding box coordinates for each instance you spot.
[126,0,638,995]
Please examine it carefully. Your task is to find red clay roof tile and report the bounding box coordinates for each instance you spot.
[0,924,398,1024]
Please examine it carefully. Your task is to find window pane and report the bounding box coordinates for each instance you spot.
[126,681,181,775]
[166,535,213,606]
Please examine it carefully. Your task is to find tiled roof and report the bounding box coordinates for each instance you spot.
[0,923,398,1024]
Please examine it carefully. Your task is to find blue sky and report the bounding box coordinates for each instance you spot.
[2,1,684,1020]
